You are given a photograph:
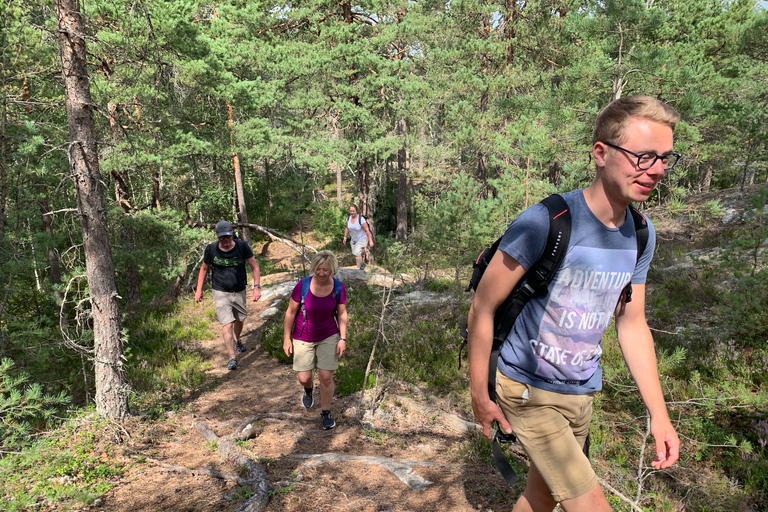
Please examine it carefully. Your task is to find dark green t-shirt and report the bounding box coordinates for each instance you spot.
[203,239,254,292]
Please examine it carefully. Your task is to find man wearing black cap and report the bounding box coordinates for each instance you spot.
[195,220,261,370]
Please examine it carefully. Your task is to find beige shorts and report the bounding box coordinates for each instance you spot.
[292,334,340,372]
[495,369,596,502]
[351,238,367,256]
[212,289,247,325]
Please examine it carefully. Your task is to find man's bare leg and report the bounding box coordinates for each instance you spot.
[512,464,612,512]
[512,463,557,512]
[233,320,244,342]
[222,321,237,360]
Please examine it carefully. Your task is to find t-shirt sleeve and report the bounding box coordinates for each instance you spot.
[631,217,656,284]
[339,282,347,304]
[240,240,254,260]
[203,243,213,265]
[360,217,367,225]
[290,281,302,302]
[497,203,549,271]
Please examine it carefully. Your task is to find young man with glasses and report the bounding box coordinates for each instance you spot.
[469,96,680,512]
[195,220,261,370]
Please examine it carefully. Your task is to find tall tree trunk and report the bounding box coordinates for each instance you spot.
[108,102,140,304]
[408,176,415,235]
[39,199,66,308]
[264,157,272,225]
[227,103,250,244]
[56,0,129,421]
[700,164,713,193]
[396,118,408,242]
[357,158,372,219]
[0,42,6,238]
[505,0,516,65]
[331,114,343,207]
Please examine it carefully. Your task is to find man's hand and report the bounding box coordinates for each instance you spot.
[650,415,680,469]
[336,338,346,358]
[283,338,293,357]
[471,395,513,440]
[252,288,261,302]
[195,289,203,303]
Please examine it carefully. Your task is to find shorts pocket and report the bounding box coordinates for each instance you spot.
[496,370,531,405]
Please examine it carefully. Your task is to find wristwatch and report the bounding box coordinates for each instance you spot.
[253,284,261,289]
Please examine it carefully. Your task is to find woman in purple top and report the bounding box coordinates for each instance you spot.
[283,251,348,430]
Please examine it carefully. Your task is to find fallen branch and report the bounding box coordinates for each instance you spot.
[290,453,457,491]
[147,457,246,486]
[196,422,271,512]
[598,477,645,512]
[188,220,317,262]
[236,412,318,427]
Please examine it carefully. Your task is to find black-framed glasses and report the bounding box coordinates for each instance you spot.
[602,141,681,170]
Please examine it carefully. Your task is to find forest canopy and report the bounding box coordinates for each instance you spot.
[0,0,766,414]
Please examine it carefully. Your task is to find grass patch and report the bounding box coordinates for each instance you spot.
[0,416,125,511]
[123,300,215,412]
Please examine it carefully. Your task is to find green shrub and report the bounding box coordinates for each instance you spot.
[0,358,70,450]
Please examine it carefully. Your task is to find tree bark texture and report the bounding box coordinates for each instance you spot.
[357,158,372,218]
[396,118,408,242]
[56,0,129,420]
[408,177,415,235]
[228,102,250,244]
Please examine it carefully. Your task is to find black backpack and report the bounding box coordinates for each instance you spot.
[461,193,649,486]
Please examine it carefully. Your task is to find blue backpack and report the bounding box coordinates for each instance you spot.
[299,276,343,327]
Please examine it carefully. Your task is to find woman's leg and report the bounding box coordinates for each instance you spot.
[318,369,335,410]
[297,370,313,389]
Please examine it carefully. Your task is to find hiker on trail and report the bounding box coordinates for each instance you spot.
[468,96,681,512]
[283,250,348,430]
[342,204,374,269]
[195,220,261,371]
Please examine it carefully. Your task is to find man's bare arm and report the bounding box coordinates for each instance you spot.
[468,250,527,439]
[615,283,679,469]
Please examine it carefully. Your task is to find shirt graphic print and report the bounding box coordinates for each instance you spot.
[534,245,635,383]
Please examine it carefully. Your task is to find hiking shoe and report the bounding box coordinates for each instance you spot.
[235,340,247,353]
[321,410,336,430]
[302,389,314,409]
[227,358,237,371]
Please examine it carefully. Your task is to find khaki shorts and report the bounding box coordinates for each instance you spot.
[351,238,367,256]
[292,334,340,372]
[495,369,596,502]
[212,289,247,325]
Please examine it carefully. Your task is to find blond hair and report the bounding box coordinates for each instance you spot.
[310,250,339,276]
[593,96,681,145]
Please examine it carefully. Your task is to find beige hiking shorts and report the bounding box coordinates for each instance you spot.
[351,237,368,257]
[292,334,340,372]
[495,369,597,502]
[212,289,247,325]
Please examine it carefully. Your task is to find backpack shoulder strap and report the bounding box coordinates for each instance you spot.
[629,205,649,260]
[493,194,571,340]
[300,276,312,305]
[622,205,649,303]
[332,278,342,304]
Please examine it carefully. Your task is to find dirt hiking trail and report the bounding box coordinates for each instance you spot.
[89,245,514,512]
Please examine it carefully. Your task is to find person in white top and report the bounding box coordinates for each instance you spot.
[342,204,374,269]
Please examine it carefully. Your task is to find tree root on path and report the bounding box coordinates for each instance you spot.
[148,457,246,486]
[196,422,271,512]
[290,453,458,491]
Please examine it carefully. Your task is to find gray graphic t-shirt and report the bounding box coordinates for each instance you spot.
[497,189,655,394]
